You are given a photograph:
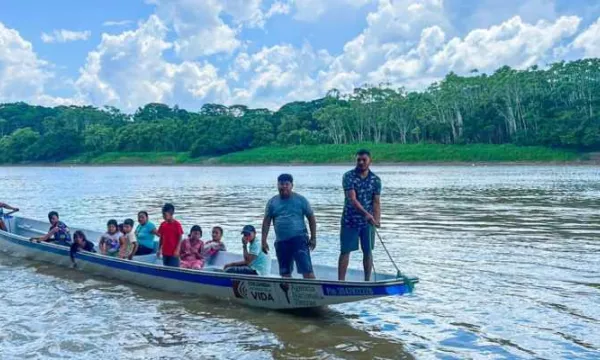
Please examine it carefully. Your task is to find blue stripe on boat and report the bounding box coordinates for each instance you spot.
[4,234,408,296]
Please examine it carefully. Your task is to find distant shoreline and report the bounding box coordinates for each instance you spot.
[3,160,597,168]
[1,144,595,167]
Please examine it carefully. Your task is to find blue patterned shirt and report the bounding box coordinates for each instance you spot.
[342,169,382,228]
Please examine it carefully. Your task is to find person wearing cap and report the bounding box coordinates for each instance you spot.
[180,225,205,270]
[119,218,138,260]
[338,149,382,281]
[223,225,271,276]
[262,173,317,279]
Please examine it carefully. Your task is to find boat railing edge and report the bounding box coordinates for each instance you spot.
[5,218,417,287]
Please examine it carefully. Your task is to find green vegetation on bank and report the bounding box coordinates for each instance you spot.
[63,152,199,165]
[57,144,581,165]
[1,58,599,164]
[212,144,581,164]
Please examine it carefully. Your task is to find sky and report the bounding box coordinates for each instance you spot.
[0,0,599,112]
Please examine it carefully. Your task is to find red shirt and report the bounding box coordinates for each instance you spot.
[157,220,184,256]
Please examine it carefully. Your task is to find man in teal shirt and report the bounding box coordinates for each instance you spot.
[224,225,271,276]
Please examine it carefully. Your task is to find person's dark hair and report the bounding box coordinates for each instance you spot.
[107,219,118,228]
[277,173,293,183]
[48,211,59,220]
[73,230,87,242]
[356,149,371,157]
[138,211,149,218]
[212,226,223,235]
[162,203,175,214]
[124,218,134,227]
[190,225,202,236]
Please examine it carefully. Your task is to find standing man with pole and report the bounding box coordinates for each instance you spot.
[338,149,381,281]
[262,174,317,279]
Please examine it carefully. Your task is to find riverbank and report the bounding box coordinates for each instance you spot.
[52,144,587,166]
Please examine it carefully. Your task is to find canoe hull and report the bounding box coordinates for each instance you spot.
[0,217,416,310]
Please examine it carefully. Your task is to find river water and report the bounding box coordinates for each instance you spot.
[0,165,599,359]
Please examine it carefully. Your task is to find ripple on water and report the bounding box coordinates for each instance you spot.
[0,165,599,359]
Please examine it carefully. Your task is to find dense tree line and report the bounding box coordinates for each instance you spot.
[1,59,599,163]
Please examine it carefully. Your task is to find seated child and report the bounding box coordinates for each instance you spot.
[202,226,227,258]
[99,219,122,257]
[119,218,138,260]
[180,225,205,270]
[223,225,270,276]
[70,230,96,263]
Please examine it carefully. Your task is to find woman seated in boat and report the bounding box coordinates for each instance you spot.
[0,201,19,231]
[180,225,205,270]
[202,226,227,259]
[134,211,158,255]
[70,230,96,263]
[223,225,270,276]
[99,219,122,257]
[119,218,138,260]
[30,211,72,246]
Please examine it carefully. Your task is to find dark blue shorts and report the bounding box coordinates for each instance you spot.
[274,236,314,276]
[340,225,374,255]
[163,255,180,267]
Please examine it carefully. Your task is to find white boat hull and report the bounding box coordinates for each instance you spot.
[0,216,417,310]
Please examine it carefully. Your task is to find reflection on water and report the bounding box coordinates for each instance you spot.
[0,165,599,359]
[0,257,412,360]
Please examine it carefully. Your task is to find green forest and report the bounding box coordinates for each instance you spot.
[0,59,598,164]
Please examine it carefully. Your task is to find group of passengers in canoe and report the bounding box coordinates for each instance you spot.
[2,149,381,281]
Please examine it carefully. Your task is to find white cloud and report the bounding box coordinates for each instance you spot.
[465,0,558,30]
[293,0,373,21]
[229,43,333,108]
[572,17,600,58]
[0,21,78,106]
[426,16,580,74]
[1,1,596,112]
[320,1,581,93]
[150,0,275,59]
[40,29,91,43]
[329,0,449,76]
[362,15,581,87]
[102,20,134,27]
[75,15,229,111]
[266,1,291,18]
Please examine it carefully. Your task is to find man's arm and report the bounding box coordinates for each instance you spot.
[261,215,272,253]
[373,195,381,226]
[243,243,258,264]
[346,190,376,223]
[0,202,18,211]
[37,227,58,242]
[307,214,317,250]
[225,243,257,268]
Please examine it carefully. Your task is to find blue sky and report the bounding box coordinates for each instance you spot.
[0,0,599,112]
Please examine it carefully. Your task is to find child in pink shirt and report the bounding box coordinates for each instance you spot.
[180,225,204,270]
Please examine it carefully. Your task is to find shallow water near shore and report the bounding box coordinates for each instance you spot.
[0,165,599,359]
